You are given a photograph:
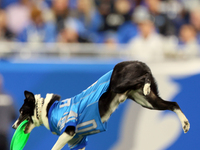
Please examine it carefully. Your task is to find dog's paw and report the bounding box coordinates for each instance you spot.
[183,120,190,133]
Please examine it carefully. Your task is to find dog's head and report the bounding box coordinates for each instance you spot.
[12,90,42,133]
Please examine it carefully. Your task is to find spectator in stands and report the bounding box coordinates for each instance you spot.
[177,24,199,58]
[0,74,17,150]
[17,6,57,43]
[97,0,115,32]
[57,17,89,43]
[180,0,200,12]
[34,0,55,23]
[128,6,164,62]
[160,0,188,35]
[115,21,138,44]
[113,0,133,27]
[5,0,31,35]
[115,0,140,43]
[111,0,138,44]
[52,0,69,33]
[71,0,103,43]
[190,7,200,44]
[100,0,136,43]
[145,0,176,36]
[0,9,14,41]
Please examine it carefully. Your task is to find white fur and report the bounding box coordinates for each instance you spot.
[174,109,190,133]
[26,122,36,133]
[129,90,153,108]
[41,93,54,130]
[12,119,19,129]
[143,83,151,96]
[32,94,44,127]
[101,92,128,123]
[51,132,74,150]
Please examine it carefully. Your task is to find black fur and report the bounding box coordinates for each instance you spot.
[99,61,180,118]
[46,94,61,117]
[16,91,36,126]
[110,61,154,93]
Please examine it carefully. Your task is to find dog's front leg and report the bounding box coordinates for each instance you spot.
[51,132,74,150]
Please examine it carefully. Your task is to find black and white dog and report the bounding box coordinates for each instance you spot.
[12,61,190,150]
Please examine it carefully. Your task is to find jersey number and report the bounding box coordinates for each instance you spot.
[76,119,100,136]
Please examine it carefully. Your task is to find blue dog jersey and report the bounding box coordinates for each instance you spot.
[48,70,113,150]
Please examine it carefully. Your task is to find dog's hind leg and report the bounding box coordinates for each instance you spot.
[145,91,190,133]
[151,99,190,133]
[128,90,190,133]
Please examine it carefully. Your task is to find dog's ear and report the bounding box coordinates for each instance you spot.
[24,90,35,100]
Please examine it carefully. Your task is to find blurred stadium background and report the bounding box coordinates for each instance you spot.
[0,0,200,150]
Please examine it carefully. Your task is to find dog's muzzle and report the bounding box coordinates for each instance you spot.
[12,120,18,129]
[12,115,31,130]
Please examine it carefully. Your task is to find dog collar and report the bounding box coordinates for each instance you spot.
[35,94,44,125]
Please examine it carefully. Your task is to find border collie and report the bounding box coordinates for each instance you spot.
[12,61,190,150]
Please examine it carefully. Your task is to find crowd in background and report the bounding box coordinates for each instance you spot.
[0,0,200,61]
